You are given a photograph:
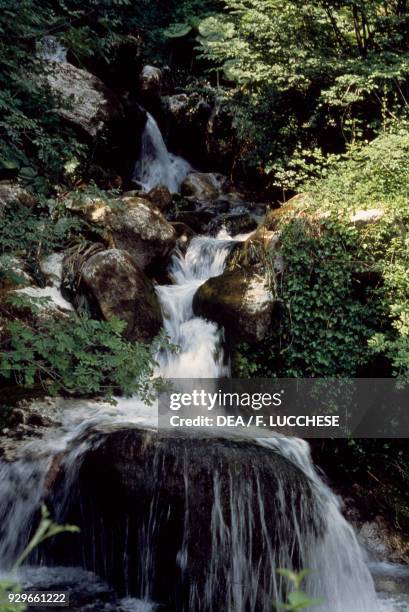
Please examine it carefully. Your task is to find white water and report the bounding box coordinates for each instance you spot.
[0,233,393,611]
[156,233,239,378]
[0,112,405,611]
[133,113,191,193]
[259,436,380,612]
[36,36,68,62]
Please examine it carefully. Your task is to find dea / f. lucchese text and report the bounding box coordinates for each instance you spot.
[169,415,340,428]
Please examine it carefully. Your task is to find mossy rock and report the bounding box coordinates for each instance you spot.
[193,267,276,343]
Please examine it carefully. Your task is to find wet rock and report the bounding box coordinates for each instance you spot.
[181,171,228,201]
[44,61,123,138]
[171,208,215,234]
[193,268,276,343]
[6,408,26,426]
[207,211,257,237]
[46,428,321,610]
[73,248,162,342]
[21,566,118,612]
[0,398,63,461]
[26,412,47,427]
[108,197,176,271]
[139,65,163,96]
[172,222,196,251]
[201,199,230,215]
[358,517,409,564]
[146,185,172,212]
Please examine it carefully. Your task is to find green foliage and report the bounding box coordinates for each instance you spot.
[275,569,323,611]
[233,124,409,379]
[277,215,382,377]
[0,201,86,265]
[0,294,160,400]
[0,1,82,192]
[196,0,409,182]
[300,125,409,380]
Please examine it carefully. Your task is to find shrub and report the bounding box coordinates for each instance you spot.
[0,294,161,400]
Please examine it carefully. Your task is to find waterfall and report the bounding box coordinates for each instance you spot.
[156,234,237,378]
[133,113,191,193]
[0,118,401,611]
[36,36,68,62]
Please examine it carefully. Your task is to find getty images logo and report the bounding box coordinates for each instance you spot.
[169,389,283,411]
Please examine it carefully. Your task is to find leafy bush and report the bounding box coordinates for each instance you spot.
[0,294,160,400]
[196,0,409,183]
[299,125,409,380]
[0,201,85,262]
[233,124,409,380]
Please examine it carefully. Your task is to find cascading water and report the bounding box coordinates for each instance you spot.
[36,36,68,62]
[133,113,191,193]
[0,113,403,611]
[156,235,236,378]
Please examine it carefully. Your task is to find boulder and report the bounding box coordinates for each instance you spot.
[165,93,212,165]
[45,61,123,138]
[65,193,177,272]
[139,65,163,96]
[139,65,174,98]
[20,567,119,612]
[227,226,284,273]
[72,249,162,342]
[171,208,215,234]
[0,181,35,217]
[146,185,172,212]
[46,428,321,610]
[207,211,257,237]
[108,197,176,271]
[350,208,384,228]
[358,517,409,564]
[262,195,305,231]
[166,93,211,127]
[166,95,237,172]
[193,268,276,343]
[181,171,228,201]
[205,100,236,170]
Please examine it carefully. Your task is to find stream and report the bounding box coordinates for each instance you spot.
[0,111,408,611]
